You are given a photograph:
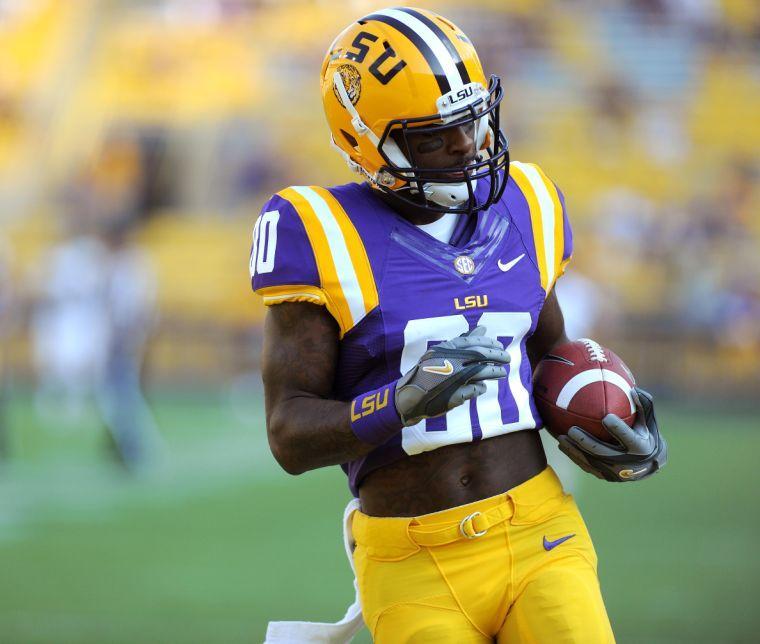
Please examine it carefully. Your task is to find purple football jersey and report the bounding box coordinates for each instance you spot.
[250,162,572,496]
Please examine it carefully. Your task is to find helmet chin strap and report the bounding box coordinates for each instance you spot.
[422,180,478,208]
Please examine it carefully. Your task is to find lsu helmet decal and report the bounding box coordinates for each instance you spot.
[321,7,510,215]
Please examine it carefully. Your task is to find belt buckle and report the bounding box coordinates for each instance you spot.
[459,511,487,539]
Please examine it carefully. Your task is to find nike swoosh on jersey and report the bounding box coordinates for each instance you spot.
[497,253,525,272]
[422,360,454,376]
[543,533,576,551]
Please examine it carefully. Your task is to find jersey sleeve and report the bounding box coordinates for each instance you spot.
[249,193,323,306]
[508,161,573,296]
[250,186,379,338]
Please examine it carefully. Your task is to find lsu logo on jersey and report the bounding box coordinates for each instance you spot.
[351,389,389,421]
[454,294,489,311]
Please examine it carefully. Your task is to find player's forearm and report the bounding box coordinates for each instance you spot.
[266,395,375,475]
[528,330,569,371]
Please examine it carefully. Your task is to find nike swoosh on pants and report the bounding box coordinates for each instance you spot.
[543,534,575,551]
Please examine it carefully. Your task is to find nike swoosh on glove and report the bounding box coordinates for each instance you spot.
[395,326,510,426]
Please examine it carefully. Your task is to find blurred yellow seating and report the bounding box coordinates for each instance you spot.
[83,20,263,122]
[139,213,265,326]
[720,0,760,36]
[4,210,58,275]
[0,0,82,95]
[690,59,760,156]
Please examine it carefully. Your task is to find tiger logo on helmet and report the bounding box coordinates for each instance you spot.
[320,7,510,214]
[333,64,362,107]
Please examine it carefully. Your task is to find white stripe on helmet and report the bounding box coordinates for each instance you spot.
[373,8,464,91]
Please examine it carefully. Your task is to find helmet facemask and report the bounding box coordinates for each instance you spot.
[377,76,510,215]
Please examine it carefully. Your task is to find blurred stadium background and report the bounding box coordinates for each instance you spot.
[0,0,758,642]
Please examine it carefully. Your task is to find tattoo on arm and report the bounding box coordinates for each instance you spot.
[262,302,374,474]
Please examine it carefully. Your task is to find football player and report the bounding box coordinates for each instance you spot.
[252,7,667,643]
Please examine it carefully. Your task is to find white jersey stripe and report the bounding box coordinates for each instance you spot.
[374,8,464,90]
[515,162,557,289]
[291,186,366,326]
[249,213,261,280]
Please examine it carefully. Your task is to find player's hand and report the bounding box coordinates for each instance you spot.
[395,326,510,426]
[557,387,668,482]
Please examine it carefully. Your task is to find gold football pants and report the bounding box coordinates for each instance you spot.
[352,467,614,643]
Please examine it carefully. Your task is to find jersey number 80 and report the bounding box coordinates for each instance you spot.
[400,312,536,456]
[250,210,280,277]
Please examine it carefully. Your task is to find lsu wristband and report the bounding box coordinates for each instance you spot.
[349,381,404,445]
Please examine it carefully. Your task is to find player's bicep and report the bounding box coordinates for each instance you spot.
[527,289,569,369]
[262,301,340,412]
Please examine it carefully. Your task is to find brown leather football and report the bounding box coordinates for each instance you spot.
[533,339,637,442]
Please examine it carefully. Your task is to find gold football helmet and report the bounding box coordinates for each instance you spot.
[321,7,509,214]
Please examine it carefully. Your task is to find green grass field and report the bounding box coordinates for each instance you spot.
[0,387,757,643]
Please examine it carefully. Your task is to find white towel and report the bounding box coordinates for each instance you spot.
[264,498,365,643]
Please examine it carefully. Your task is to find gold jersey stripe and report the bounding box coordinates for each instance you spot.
[277,186,378,337]
[509,162,550,292]
[311,186,379,316]
[257,284,327,307]
[278,187,353,334]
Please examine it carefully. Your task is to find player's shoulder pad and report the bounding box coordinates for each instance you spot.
[250,186,379,338]
[507,161,573,295]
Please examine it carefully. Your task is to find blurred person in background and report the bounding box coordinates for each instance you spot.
[30,121,163,470]
[31,216,160,470]
[33,219,160,469]
[31,228,110,423]
[97,217,161,470]
[677,157,760,354]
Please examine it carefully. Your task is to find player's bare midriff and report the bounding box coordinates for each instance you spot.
[359,429,547,517]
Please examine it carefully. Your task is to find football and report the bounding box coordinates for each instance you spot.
[533,339,637,442]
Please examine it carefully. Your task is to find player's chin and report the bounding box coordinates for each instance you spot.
[421,170,470,182]
[420,160,479,182]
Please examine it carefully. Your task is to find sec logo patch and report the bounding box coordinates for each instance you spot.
[454,255,475,275]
